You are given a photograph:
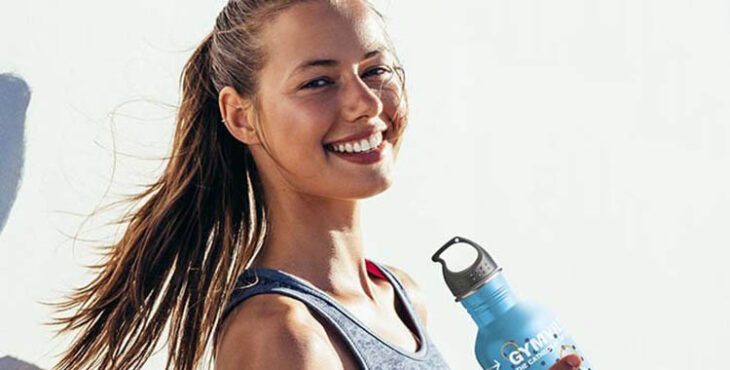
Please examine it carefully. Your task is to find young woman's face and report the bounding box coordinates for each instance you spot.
[250,0,405,201]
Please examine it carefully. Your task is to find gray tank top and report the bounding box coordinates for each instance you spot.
[221,259,452,370]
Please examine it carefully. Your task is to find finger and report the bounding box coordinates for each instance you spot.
[548,353,582,370]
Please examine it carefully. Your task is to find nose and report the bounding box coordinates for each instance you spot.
[340,72,383,122]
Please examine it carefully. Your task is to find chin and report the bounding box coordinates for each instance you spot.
[358,175,394,199]
[332,175,394,200]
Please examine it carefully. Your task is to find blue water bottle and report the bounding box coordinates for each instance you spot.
[432,236,594,370]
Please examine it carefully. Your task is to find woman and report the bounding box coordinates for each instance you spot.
[49,0,584,369]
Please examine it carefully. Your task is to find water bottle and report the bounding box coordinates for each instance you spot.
[431,236,594,370]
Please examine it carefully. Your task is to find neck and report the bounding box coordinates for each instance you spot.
[250,189,378,304]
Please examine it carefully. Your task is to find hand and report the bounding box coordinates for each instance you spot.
[548,353,582,370]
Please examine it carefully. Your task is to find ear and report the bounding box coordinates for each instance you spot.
[219,86,261,145]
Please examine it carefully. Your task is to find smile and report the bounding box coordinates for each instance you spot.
[325,131,383,153]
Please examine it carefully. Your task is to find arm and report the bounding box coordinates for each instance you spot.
[214,295,345,370]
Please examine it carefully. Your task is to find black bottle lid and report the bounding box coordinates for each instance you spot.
[431,236,502,301]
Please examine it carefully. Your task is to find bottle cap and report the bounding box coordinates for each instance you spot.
[431,236,502,301]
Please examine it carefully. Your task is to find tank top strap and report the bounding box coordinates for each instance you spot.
[365,260,429,336]
[367,262,416,313]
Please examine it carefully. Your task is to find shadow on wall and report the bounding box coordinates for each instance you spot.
[0,73,30,235]
[0,355,45,370]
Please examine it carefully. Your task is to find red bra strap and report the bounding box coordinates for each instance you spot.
[365,259,387,280]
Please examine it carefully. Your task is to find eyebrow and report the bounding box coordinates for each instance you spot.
[289,48,385,78]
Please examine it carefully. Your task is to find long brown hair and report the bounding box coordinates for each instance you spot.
[45,0,409,369]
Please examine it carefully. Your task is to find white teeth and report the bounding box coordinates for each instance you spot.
[368,135,379,149]
[328,131,384,153]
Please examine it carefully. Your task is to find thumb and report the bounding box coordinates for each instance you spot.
[550,353,582,370]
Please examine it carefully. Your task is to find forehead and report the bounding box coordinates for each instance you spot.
[260,1,387,75]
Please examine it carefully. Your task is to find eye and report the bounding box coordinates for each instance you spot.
[302,78,333,90]
[363,66,393,78]
[301,66,394,90]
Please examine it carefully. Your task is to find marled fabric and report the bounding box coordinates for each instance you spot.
[221,260,452,370]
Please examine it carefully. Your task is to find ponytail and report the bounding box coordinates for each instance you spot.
[46,30,268,370]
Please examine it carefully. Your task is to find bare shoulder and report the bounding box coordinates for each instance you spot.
[214,294,344,370]
[383,264,429,326]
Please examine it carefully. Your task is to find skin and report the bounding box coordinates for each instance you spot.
[216,1,583,369]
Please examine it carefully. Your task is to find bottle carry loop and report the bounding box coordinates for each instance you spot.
[431,236,502,301]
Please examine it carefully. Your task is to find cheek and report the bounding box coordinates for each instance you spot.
[278,100,337,150]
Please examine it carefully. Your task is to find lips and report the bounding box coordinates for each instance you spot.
[324,127,388,146]
[323,128,390,150]
[326,137,388,165]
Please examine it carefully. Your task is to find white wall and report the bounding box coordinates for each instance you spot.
[1,0,729,369]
